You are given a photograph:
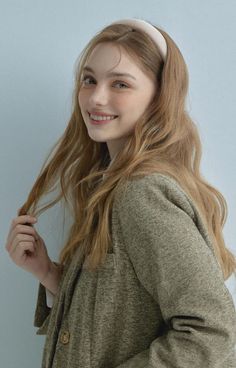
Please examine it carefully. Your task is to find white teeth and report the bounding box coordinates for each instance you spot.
[90,114,117,121]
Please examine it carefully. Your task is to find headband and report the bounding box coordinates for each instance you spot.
[111,18,167,60]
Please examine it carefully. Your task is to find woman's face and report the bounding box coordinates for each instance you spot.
[78,42,157,159]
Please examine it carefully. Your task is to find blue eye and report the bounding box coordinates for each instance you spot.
[81,75,129,89]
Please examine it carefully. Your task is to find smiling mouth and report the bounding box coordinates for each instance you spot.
[88,112,118,118]
[88,112,119,123]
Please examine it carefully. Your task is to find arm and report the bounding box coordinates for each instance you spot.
[39,261,63,296]
[44,262,63,307]
[114,173,236,368]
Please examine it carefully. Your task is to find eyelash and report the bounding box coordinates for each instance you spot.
[81,75,129,89]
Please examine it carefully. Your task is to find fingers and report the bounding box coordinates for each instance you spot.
[10,242,36,267]
[8,216,36,239]
[11,215,37,231]
[9,234,36,255]
[5,215,37,252]
[12,224,38,241]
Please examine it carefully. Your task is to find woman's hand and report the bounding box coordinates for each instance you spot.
[5,214,53,282]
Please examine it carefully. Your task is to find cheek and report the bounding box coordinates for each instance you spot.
[78,92,84,108]
[78,93,89,123]
[78,89,90,107]
[115,95,136,111]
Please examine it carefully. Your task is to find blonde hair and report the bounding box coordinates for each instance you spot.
[18,21,236,280]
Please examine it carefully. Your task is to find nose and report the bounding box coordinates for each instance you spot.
[89,84,109,106]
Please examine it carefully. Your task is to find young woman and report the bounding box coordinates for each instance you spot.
[5,18,236,368]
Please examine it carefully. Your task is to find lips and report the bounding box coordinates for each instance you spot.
[88,112,118,118]
[88,112,118,125]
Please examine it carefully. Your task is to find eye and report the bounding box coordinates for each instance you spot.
[81,74,129,89]
[81,75,95,85]
[114,81,129,89]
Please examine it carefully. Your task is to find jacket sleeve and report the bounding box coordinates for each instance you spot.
[114,173,236,368]
[33,282,52,335]
[45,288,54,308]
[33,261,63,335]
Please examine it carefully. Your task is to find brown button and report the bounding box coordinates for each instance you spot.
[60,330,70,344]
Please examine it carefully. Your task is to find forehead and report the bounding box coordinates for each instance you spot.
[83,42,146,78]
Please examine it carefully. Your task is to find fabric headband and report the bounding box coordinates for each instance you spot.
[111,18,167,61]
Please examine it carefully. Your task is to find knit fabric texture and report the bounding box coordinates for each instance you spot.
[34,173,236,368]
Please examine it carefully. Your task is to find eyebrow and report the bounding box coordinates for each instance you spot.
[82,66,137,81]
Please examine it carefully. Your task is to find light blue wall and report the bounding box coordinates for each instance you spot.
[1,1,235,367]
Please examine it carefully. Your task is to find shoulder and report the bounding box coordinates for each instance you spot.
[114,172,196,221]
[113,172,217,262]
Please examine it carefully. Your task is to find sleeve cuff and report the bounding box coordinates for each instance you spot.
[45,288,55,308]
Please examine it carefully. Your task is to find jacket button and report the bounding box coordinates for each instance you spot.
[60,330,70,344]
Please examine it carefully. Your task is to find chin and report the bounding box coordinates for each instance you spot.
[87,132,107,143]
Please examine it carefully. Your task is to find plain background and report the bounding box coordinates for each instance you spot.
[1,1,235,367]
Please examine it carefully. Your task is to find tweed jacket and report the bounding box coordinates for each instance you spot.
[34,173,236,368]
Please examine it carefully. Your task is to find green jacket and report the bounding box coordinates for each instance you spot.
[34,173,236,367]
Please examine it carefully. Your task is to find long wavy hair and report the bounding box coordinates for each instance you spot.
[18,20,236,280]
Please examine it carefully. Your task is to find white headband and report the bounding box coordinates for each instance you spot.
[111,18,167,60]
